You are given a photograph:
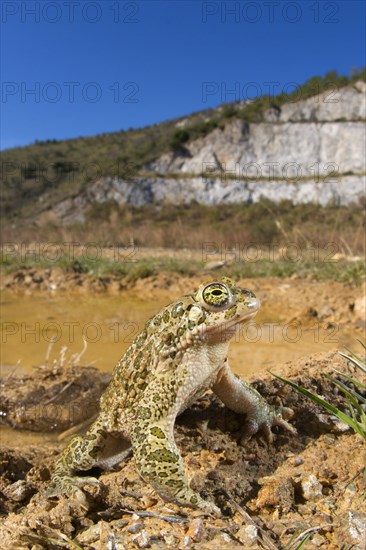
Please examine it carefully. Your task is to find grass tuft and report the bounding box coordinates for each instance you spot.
[272,340,366,441]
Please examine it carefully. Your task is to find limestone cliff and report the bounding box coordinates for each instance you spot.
[53,81,366,223]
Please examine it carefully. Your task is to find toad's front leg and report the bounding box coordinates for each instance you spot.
[212,362,296,442]
[132,372,221,516]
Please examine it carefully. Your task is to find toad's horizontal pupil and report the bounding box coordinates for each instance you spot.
[212,290,223,296]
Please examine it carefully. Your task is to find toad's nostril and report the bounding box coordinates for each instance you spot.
[242,288,255,298]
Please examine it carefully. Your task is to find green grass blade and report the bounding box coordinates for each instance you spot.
[347,403,366,434]
[339,350,366,375]
[272,373,366,440]
[356,339,366,351]
[324,374,366,405]
[332,370,366,392]
[294,533,312,549]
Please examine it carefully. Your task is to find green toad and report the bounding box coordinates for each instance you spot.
[46,279,295,515]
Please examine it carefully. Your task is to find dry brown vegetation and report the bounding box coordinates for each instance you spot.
[2,200,366,255]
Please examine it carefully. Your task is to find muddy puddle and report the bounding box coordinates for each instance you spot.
[0,290,356,378]
[1,291,162,374]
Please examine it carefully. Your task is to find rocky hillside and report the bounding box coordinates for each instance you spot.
[2,74,365,224]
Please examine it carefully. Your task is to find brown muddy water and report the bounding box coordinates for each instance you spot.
[1,290,353,378]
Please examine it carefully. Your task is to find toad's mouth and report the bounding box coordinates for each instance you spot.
[199,296,261,339]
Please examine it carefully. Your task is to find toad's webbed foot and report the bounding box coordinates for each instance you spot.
[213,364,296,444]
[44,474,100,500]
[241,404,296,444]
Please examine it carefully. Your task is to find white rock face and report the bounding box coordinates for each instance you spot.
[279,83,366,122]
[51,82,366,222]
[151,121,365,178]
[150,82,366,178]
[54,175,366,223]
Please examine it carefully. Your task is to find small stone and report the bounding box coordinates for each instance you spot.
[127,522,144,534]
[132,530,150,548]
[181,535,192,547]
[237,524,259,546]
[77,523,101,544]
[311,533,327,546]
[210,532,239,548]
[256,476,294,511]
[163,534,178,546]
[333,419,351,432]
[335,510,366,548]
[301,474,323,500]
[186,518,205,542]
[2,480,33,502]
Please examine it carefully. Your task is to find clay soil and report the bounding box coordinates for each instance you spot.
[0,273,365,549]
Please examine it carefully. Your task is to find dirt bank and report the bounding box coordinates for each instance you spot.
[2,267,365,330]
[0,351,365,549]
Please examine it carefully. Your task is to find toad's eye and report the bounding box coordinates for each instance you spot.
[202,283,230,308]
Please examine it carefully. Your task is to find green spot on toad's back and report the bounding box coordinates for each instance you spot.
[147,449,179,463]
[150,426,166,439]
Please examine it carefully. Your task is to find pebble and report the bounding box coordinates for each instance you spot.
[186,518,205,542]
[127,522,144,534]
[182,535,192,547]
[256,476,294,510]
[163,534,178,546]
[335,510,366,549]
[132,530,151,548]
[2,480,33,502]
[77,523,101,544]
[301,474,323,500]
[310,533,327,547]
[237,524,259,546]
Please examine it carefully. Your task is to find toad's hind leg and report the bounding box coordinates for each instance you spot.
[132,373,221,516]
[45,414,131,497]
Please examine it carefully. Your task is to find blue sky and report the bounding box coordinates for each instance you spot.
[1,0,365,150]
